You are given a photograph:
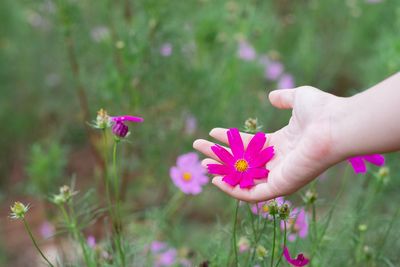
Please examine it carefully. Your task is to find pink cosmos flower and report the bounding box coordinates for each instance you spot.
[207,128,274,189]
[347,154,385,174]
[170,153,209,195]
[237,41,256,61]
[160,43,173,57]
[281,207,308,242]
[251,197,286,218]
[283,247,309,267]
[265,60,284,80]
[110,115,144,138]
[277,73,295,89]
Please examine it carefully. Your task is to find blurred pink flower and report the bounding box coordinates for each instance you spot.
[207,128,274,188]
[184,114,197,135]
[39,221,54,239]
[154,248,177,267]
[283,247,309,267]
[160,43,173,57]
[170,153,209,195]
[151,241,168,253]
[110,115,143,138]
[237,41,256,61]
[277,74,295,89]
[251,197,286,218]
[265,61,284,80]
[87,235,96,248]
[347,154,385,174]
[281,207,308,242]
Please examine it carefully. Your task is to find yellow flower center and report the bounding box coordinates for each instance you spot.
[262,205,269,213]
[235,159,249,172]
[182,172,192,181]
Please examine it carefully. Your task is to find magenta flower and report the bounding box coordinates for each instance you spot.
[160,43,173,57]
[347,154,385,174]
[110,115,143,138]
[237,41,256,61]
[282,207,308,242]
[265,60,284,80]
[170,152,209,195]
[277,73,295,89]
[207,128,274,188]
[283,247,309,267]
[251,197,286,218]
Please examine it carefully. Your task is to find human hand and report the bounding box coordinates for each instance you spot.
[193,86,346,202]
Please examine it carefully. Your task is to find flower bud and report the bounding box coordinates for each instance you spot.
[278,203,291,221]
[358,224,367,232]
[304,189,318,205]
[112,122,129,138]
[10,201,30,219]
[52,185,77,205]
[93,108,111,129]
[244,118,261,134]
[268,200,279,216]
[256,245,268,260]
[238,237,250,253]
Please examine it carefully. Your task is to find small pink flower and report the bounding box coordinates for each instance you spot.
[282,207,308,242]
[265,60,284,80]
[237,41,256,61]
[170,153,209,195]
[87,235,96,248]
[160,43,173,57]
[283,247,309,267]
[184,114,197,135]
[347,154,385,174]
[277,73,295,89]
[207,128,274,188]
[155,248,177,267]
[39,221,54,239]
[110,115,143,138]
[251,197,286,218]
[151,241,168,253]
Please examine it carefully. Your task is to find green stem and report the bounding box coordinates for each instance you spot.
[59,205,91,267]
[23,218,55,267]
[232,200,239,267]
[270,214,277,267]
[102,130,112,210]
[275,221,287,267]
[113,140,120,201]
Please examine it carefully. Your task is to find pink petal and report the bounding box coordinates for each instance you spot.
[246,167,269,179]
[223,174,241,186]
[211,144,235,165]
[283,247,309,267]
[245,132,266,161]
[251,146,274,167]
[348,157,367,174]
[363,154,385,166]
[239,172,255,188]
[111,115,144,123]
[207,164,231,175]
[177,152,199,168]
[227,128,244,158]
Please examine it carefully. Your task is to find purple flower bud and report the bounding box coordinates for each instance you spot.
[112,122,129,137]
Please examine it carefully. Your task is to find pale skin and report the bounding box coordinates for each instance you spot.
[193,72,400,203]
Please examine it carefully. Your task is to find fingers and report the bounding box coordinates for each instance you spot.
[269,89,296,109]
[193,139,231,162]
[209,128,272,148]
[211,176,281,203]
[201,158,219,167]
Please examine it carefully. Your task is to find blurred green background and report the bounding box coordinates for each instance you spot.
[1,0,400,266]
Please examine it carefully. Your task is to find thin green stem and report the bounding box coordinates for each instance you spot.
[270,214,277,267]
[232,200,239,267]
[59,204,91,267]
[23,218,55,267]
[113,140,119,200]
[275,221,287,267]
[102,130,112,211]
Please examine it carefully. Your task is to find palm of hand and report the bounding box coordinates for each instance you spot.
[194,87,338,202]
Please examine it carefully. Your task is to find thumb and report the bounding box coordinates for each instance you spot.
[268,89,296,109]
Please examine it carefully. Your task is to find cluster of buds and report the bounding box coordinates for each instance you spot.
[92,108,143,139]
[10,201,30,220]
[52,185,77,205]
[243,118,263,134]
[267,199,279,216]
[256,245,268,260]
